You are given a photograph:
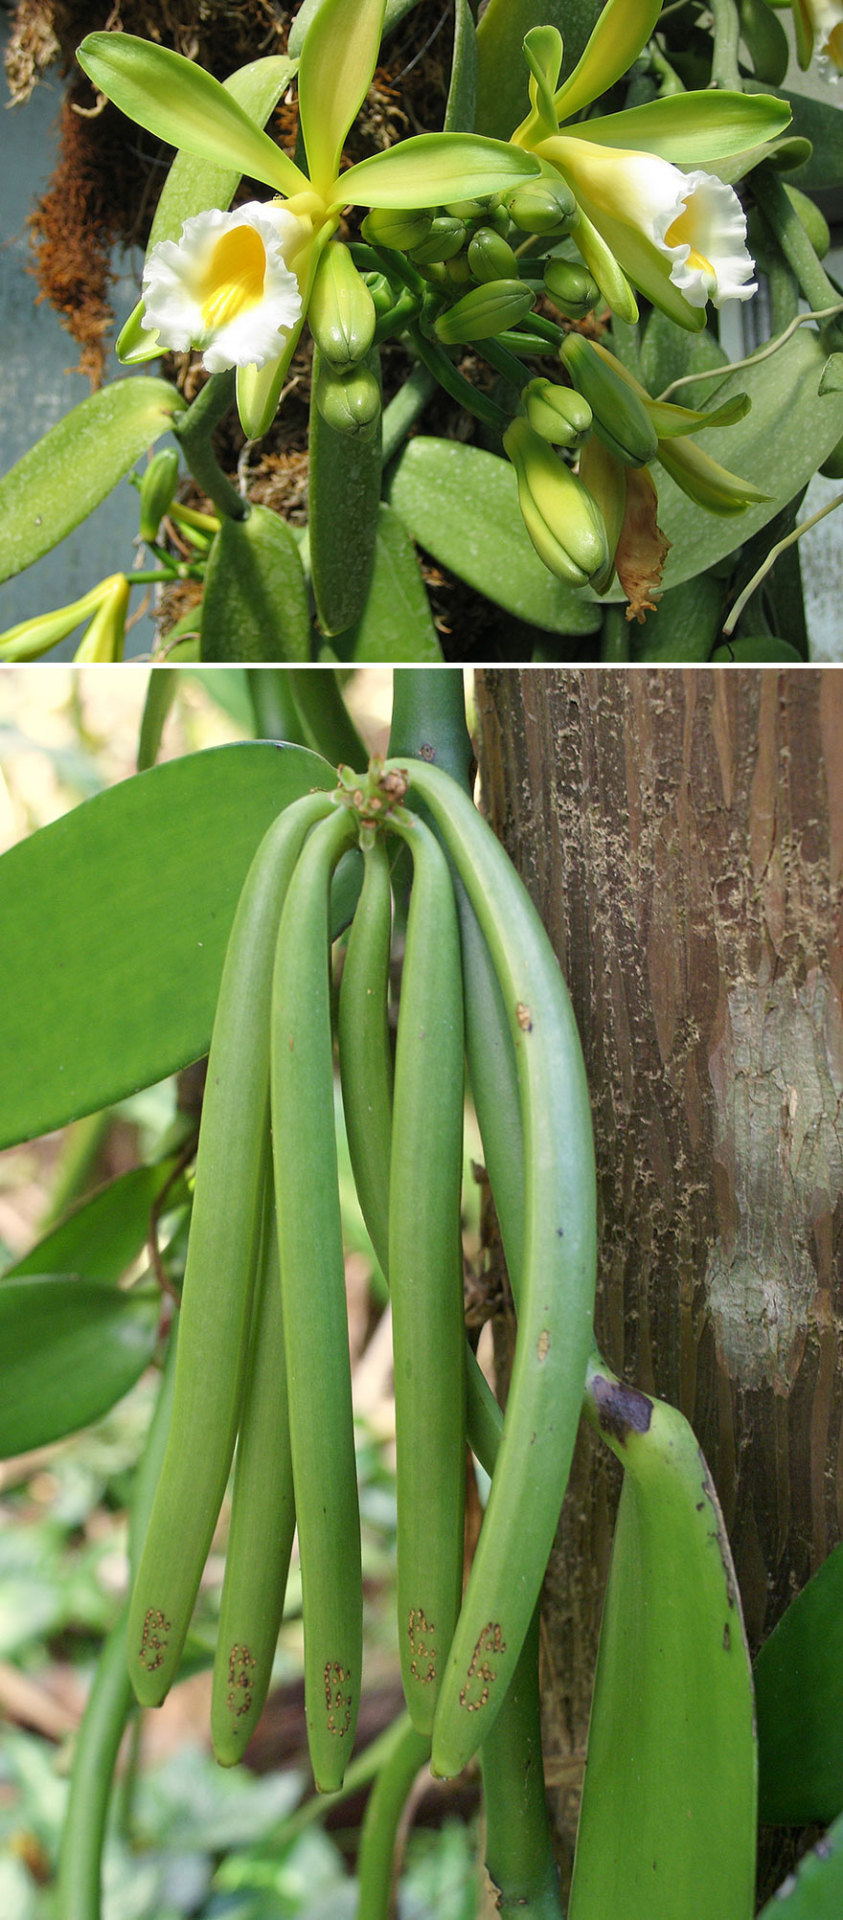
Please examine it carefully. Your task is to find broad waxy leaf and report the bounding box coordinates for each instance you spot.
[335,503,442,662]
[336,133,539,210]
[385,436,603,635]
[0,1277,159,1457]
[298,0,385,195]
[0,379,184,583]
[0,742,355,1148]
[201,505,311,662]
[754,1544,843,1825]
[654,327,843,589]
[3,1162,184,1288]
[757,1812,843,1918]
[76,34,306,198]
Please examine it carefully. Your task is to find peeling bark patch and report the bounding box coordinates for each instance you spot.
[591,1373,653,1443]
[705,970,843,1391]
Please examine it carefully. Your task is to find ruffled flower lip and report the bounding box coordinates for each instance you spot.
[653,169,757,309]
[141,201,305,373]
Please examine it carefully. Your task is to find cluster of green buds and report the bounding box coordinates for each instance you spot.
[308,243,381,440]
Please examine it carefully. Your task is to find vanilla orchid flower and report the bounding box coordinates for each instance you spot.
[77,0,540,436]
[140,202,307,375]
[791,0,843,73]
[543,141,757,316]
[510,0,790,331]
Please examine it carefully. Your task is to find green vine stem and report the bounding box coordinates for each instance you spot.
[285,667,368,767]
[709,0,742,89]
[355,1717,433,1918]
[752,165,843,327]
[381,365,437,468]
[248,669,309,747]
[173,371,246,523]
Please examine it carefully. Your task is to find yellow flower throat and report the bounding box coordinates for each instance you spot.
[663,205,714,279]
[200,227,267,329]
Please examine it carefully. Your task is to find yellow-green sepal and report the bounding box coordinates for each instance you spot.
[336,133,540,212]
[570,206,639,326]
[76,33,307,197]
[116,300,162,365]
[551,0,662,126]
[656,434,770,513]
[297,0,386,197]
[572,90,792,164]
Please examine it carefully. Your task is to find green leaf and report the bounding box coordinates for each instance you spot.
[336,133,539,211]
[819,354,843,396]
[739,0,790,86]
[0,378,185,583]
[639,309,729,401]
[444,0,478,134]
[308,345,382,637]
[0,1278,159,1457]
[298,0,386,195]
[653,328,843,591]
[334,503,443,661]
[76,33,306,197]
[754,1544,843,1824]
[3,1163,184,1288]
[758,1812,843,1918]
[575,90,792,162]
[750,83,843,193]
[0,742,350,1148]
[712,636,804,661]
[385,436,603,634]
[201,506,312,662]
[633,573,726,661]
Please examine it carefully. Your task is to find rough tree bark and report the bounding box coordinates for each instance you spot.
[474,667,843,1901]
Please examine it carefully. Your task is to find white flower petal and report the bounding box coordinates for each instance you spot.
[141,201,305,372]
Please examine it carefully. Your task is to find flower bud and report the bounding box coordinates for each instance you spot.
[410,217,467,263]
[503,177,577,235]
[308,241,376,369]
[138,447,180,545]
[467,226,521,283]
[434,279,535,345]
[315,361,381,440]
[503,415,609,586]
[523,378,592,448]
[361,207,434,252]
[560,333,658,468]
[543,257,601,319]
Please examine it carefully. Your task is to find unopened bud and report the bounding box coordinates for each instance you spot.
[503,415,608,586]
[523,378,592,448]
[543,257,601,320]
[315,361,381,440]
[361,207,433,252]
[434,278,535,345]
[504,177,577,235]
[410,217,467,263]
[138,447,179,544]
[308,242,376,369]
[467,227,520,283]
[560,334,658,467]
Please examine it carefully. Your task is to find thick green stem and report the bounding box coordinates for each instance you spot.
[381,365,437,467]
[286,667,368,768]
[709,0,742,88]
[248,669,309,746]
[753,165,843,319]
[601,603,630,662]
[387,668,474,793]
[355,1717,432,1918]
[174,372,245,522]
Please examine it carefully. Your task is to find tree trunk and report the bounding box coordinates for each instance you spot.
[474,667,843,1896]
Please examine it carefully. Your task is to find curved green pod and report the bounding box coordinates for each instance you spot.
[338,836,394,1273]
[211,1169,296,1766]
[127,787,334,1709]
[571,1356,756,1920]
[382,758,597,1779]
[386,811,466,1734]
[270,803,362,1792]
